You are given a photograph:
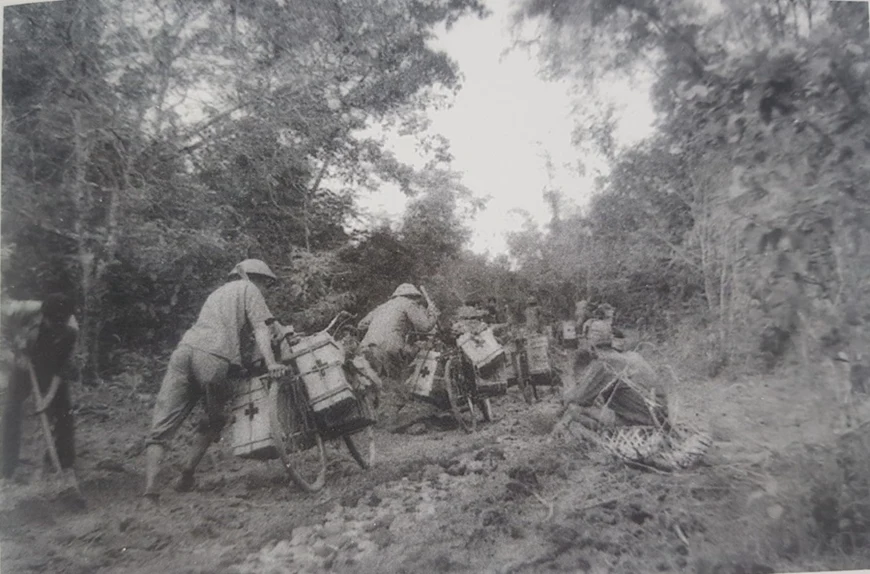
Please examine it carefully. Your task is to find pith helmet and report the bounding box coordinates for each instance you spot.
[228,259,278,281]
[391,283,422,299]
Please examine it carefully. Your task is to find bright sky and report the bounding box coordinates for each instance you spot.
[0,0,657,258]
[359,0,658,257]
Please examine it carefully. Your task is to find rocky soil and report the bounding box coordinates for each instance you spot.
[1,352,867,573]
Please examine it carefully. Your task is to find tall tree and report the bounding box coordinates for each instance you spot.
[513,0,870,381]
[2,0,487,379]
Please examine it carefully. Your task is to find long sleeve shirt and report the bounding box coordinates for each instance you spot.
[358,297,437,355]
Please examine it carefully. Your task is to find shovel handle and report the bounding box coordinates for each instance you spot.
[25,360,81,495]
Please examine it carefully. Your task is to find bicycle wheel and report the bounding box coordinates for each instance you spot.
[344,427,375,469]
[446,357,476,433]
[517,350,535,405]
[479,398,494,423]
[268,377,327,493]
[344,388,377,469]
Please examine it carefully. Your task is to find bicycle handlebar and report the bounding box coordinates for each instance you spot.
[281,310,356,340]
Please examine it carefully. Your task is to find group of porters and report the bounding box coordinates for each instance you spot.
[226,294,591,489]
[397,296,627,428]
[231,295,629,449]
[220,289,709,492]
[4,265,703,500]
[229,303,565,457]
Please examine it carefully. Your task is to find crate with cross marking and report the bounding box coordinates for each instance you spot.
[457,327,504,368]
[407,348,445,399]
[290,331,356,415]
[229,375,276,460]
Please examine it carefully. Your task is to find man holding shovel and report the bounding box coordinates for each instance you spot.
[1,293,80,483]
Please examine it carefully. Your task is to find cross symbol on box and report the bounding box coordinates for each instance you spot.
[244,402,259,421]
[314,358,327,375]
[831,0,870,37]
[419,365,431,378]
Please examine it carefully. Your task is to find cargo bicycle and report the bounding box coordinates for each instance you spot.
[228,312,378,493]
[505,330,561,405]
[406,325,507,433]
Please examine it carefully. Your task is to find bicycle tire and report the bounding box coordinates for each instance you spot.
[344,427,375,469]
[446,357,476,433]
[479,398,494,422]
[268,378,327,493]
[517,349,535,405]
[344,384,377,469]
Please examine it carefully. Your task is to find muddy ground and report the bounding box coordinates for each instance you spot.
[1,350,868,574]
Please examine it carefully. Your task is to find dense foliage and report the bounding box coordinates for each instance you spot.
[510,0,870,373]
[2,0,486,379]
[4,0,868,385]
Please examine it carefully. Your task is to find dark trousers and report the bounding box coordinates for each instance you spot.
[1,366,75,478]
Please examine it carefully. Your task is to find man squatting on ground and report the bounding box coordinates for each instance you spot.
[357,283,438,384]
[1,294,79,480]
[143,259,289,501]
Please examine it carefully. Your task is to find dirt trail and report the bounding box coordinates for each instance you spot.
[0,356,858,574]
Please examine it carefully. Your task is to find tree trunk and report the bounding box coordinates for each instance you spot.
[70,113,124,384]
[71,111,97,383]
[80,263,102,384]
[304,155,332,252]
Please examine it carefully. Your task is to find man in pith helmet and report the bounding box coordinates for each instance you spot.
[357,283,438,382]
[143,259,288,501]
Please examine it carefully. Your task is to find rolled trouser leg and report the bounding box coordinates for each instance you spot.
[144,345,199,496]
[363,345,388,380]
[180,350,230,483]
[364,345,410,414]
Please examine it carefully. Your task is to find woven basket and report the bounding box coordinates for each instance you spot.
[600,424,712,471]
[605,427,665,460]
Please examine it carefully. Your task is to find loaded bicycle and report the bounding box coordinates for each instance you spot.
[227,312,378,492]
[505,328,561,404]
[405,322,507,433]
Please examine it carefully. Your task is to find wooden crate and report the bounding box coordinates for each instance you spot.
[407,349,444,399]
[526,334,551,376]
[229,376,276,460]
[457,328,505,368]
[292,332,356,414]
